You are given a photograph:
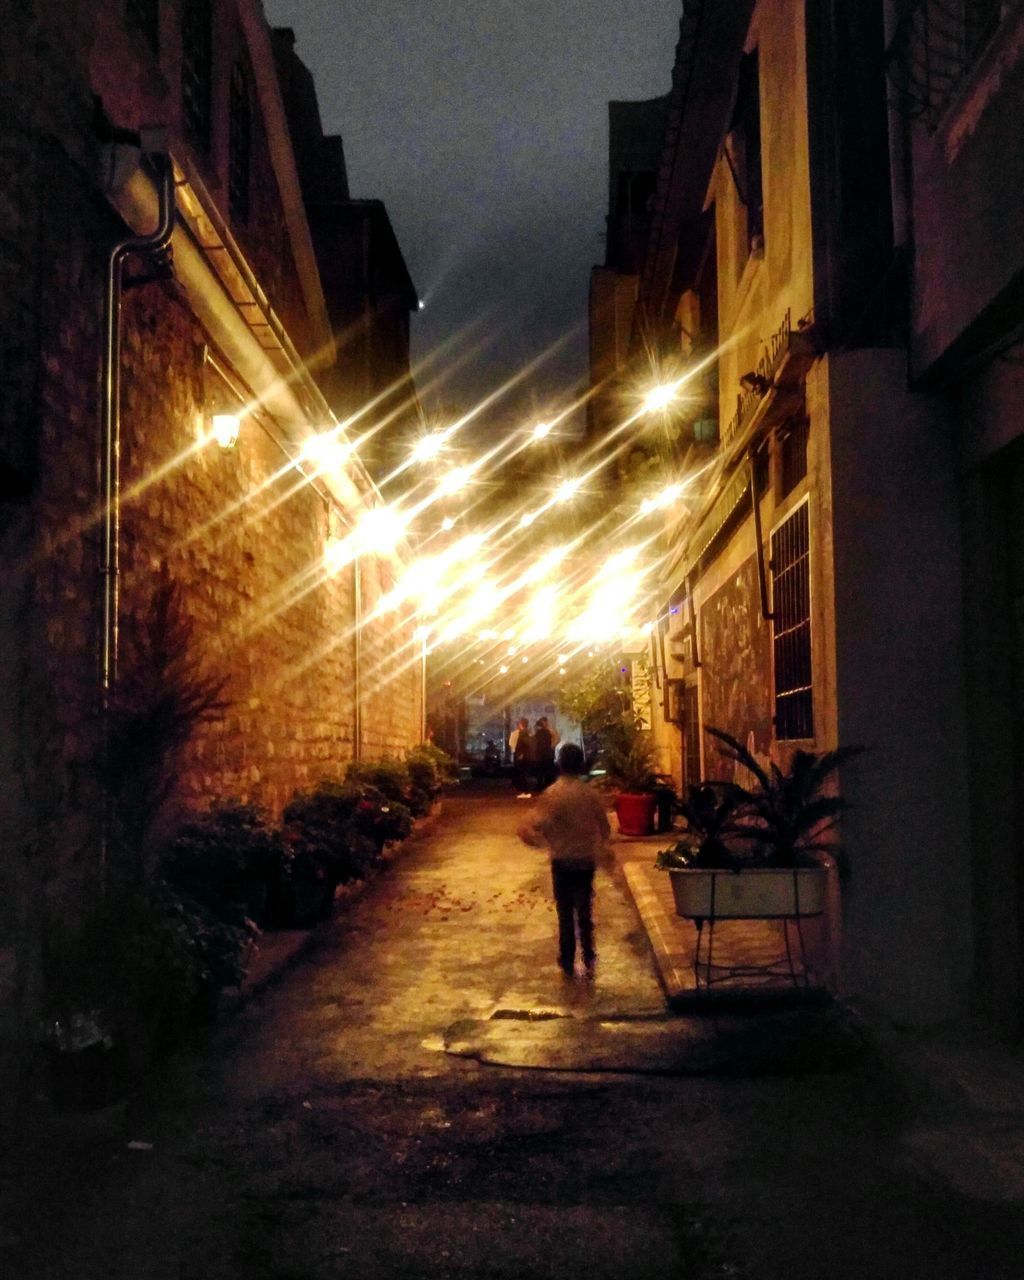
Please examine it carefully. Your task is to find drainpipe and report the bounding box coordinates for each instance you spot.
[100,147,174,701]
[99,144,174,883]
[353,556,363,760]
[420,630,427,743]
[749,448,773,622]
[883,0,910,250]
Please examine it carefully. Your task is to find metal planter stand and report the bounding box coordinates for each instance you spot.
[669,866,826,994]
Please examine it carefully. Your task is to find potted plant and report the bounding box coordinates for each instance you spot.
[600,718,663,837]
[657,727,862,920]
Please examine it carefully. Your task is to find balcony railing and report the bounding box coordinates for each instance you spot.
[886,0,1004,130]
[721,308,792,449]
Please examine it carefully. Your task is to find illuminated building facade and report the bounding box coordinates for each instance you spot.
[594,0,1024,1031]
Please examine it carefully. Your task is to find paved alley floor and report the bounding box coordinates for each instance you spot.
[4,784,1024,1279]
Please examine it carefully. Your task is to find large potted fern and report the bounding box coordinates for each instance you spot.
[657,727,861,920]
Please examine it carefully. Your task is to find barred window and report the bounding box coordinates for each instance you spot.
[228,62,251,223]
[181,0,213,152]
[126,0,159,54]
[771,502,813,740]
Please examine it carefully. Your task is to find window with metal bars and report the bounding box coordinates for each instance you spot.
[126,0,159,54]
[771,502,813,739]
[181,0,213,152]
[887,0,1006,129]
[228,62,251,223]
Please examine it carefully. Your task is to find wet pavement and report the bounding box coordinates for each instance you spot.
[3,782,1024,1278]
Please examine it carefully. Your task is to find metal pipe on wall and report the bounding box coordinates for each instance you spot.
[100,151,174,703]
[353,555,363,761]
[98,148,174,889]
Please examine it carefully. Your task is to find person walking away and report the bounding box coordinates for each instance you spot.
[508,717,533,797]
[533,717,555,791]
[517,743,611,977]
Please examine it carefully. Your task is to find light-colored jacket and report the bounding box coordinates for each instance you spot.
[518,776,611,868]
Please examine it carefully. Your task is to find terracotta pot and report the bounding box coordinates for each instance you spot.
[614,792,657,836]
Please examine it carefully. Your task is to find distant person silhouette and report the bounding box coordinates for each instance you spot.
[533,717,555,791]
[508,716,533,797]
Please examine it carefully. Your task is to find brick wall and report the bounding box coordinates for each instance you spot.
[0,0,422,1104]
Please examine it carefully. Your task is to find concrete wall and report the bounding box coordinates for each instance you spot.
[822,348,973,1024]
[907,8,1024,380]
[955,350,1024,1028]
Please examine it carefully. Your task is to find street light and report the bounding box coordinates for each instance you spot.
[355,504,409,555]
[300,428,351,472]
[439,465,470,495]
[212,412,241,450]
[642,381,679,414]
[410,431,447,464]
[531,421,553,441]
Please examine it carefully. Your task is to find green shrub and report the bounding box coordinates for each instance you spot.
[345,757,411,804]
[158,803,287,927]
[406,754,438,795]
[343,760,415,840]
[408,742,458,786]
[282,782,378,886]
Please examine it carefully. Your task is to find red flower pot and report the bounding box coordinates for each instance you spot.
[614,792,657,837]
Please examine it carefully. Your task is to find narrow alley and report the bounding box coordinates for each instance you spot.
[5,785,1024,1280]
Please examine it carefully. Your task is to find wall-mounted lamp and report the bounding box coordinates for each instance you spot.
[739,371,772,396]
[211,412,241,450]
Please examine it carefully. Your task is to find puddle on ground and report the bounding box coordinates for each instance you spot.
[489,1008,572,1022]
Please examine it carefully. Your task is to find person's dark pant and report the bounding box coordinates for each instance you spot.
[551,860,595,973]
[534,758,555,791]
[513,756,531,792]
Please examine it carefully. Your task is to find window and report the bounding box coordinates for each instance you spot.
[228,62,251,223]
[181,0,213,152]
[779,416,809,498]
[693,417,718,446]
[727,50,764,254]
[887,0,1007,130]
[126,0,159,54]
[771,502,813,740]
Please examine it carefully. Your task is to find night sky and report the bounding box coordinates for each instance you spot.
[264,0,681,430]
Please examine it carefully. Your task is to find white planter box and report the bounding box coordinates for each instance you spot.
[668,866,826,920]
